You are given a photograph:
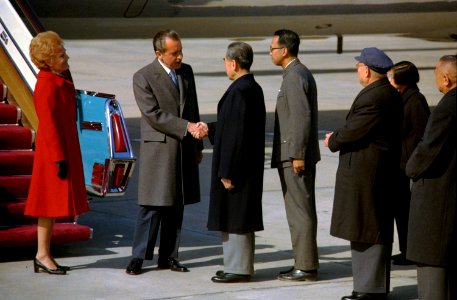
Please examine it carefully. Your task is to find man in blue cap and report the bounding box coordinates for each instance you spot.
[324,47,403,300]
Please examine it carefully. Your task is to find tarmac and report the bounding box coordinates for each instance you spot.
[0,34,456,300]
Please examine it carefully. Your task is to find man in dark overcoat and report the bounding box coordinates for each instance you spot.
[206,42,265,283]
[125,30,205,275]
[324,47,403,300]
[406,54,456,300]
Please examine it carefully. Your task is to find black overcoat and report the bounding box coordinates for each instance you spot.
[400,85,430,171]
[328,78,403,244]
[207,74,265,233]
[406,88,456,266]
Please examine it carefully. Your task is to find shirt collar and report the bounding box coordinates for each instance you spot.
[157,59,173,75]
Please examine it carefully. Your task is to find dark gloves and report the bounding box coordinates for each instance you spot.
[56,160,67,179]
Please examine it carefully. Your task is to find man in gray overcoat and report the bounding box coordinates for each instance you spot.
[325,47,403,300]
[125,30,205,275]
[270,29,321,282]
[406,55,456,300]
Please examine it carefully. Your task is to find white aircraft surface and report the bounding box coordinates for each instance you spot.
[25,0,457,52]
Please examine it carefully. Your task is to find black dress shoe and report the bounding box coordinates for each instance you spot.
[279,266,295,275]
[341,291,387,300]
[215,270,224,276]
[126,258,143,275]
[392,253,415,265]
[277,269,317,281]
[391,253,403,260]
[211,272,251,283]
[158,258,189,272]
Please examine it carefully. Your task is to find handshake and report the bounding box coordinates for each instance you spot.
[187,121,208,140]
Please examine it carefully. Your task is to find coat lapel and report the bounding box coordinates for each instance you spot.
[152,59,181,113]
[176,71,185,116]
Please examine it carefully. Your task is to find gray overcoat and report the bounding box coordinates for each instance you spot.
[133,59,202,206]
[406,88,456,266]
[271,59,320,168]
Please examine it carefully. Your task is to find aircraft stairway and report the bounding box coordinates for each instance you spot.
[0,0,93,247]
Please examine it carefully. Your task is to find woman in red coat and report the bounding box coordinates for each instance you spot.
[25,31,89,275]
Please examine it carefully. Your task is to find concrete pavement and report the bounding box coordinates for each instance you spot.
[0,34,455,300]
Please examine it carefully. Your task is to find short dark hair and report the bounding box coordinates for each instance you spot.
[274,29,300,56]
[226,42,253,70]
[391,61,419,86]
[153,30,180,53]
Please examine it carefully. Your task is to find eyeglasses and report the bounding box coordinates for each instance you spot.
[269,46,284,52]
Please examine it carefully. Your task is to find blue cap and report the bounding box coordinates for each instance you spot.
[355,47,393,74]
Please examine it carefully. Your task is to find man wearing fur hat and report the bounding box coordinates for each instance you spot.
[324,47,403,300]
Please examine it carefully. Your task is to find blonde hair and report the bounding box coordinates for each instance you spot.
[29,31,64,70]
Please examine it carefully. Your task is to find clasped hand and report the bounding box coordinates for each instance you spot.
[188,122,208,140]
[324,132,333,147]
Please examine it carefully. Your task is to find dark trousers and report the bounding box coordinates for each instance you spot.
[393,172,411,253]
[131,205,184,263]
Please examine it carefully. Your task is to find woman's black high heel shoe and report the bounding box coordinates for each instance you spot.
[52,259,71,271]
[33,258,66,275]
[56,264,70,271]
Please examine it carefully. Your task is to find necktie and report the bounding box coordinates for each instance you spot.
[169,70,178,87]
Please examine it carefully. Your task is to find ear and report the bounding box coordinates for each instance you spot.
[230,59,237,71]
[443,74,451,87]
[363,67,371,78]
[155,50,162,60]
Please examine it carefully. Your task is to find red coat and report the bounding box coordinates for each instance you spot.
[25,71,89,217]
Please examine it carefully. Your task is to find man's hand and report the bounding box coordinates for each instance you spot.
[187,122,208,139]
[221,178,234,190]
[292,159,305,176]
[324,132,333,147]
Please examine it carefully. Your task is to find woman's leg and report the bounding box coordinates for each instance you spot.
[36,217,57,269]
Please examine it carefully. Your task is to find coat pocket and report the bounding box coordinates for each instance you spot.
[143,130,166,142]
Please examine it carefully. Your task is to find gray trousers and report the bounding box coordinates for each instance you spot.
[278,165,319,270]
[351,242,392,294]
[222,232,254,275]
[417,265,456,300]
